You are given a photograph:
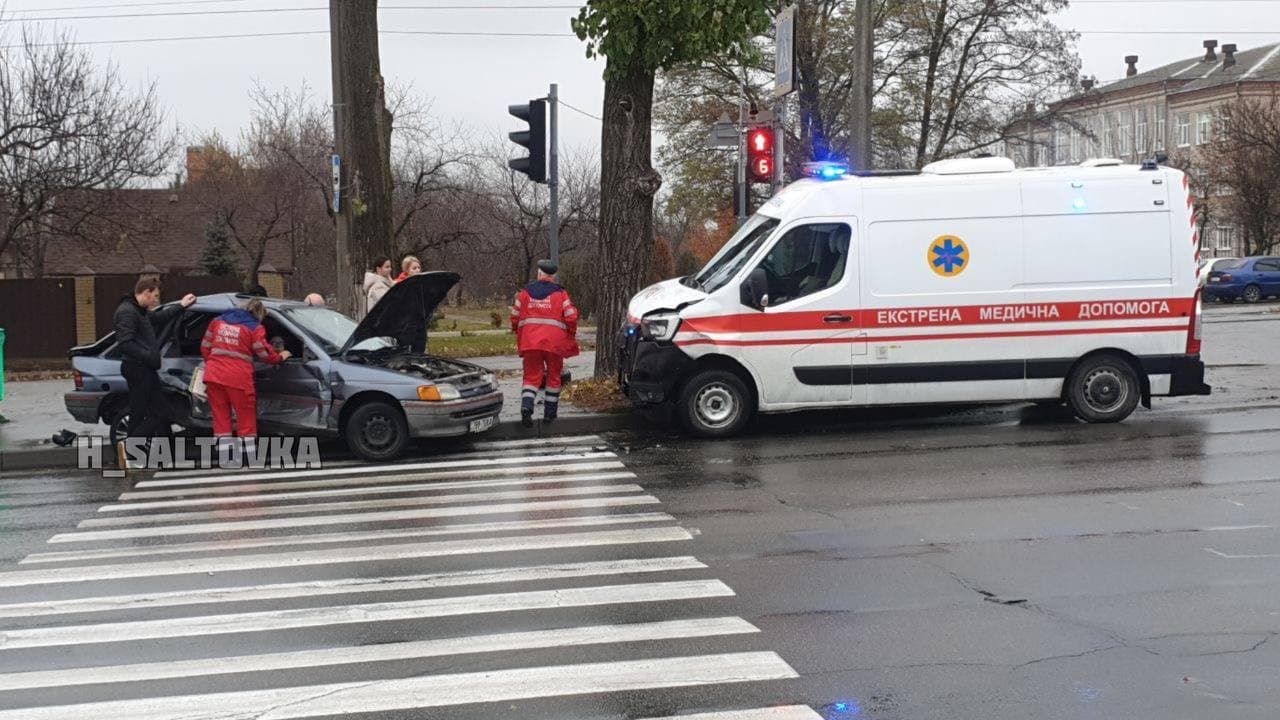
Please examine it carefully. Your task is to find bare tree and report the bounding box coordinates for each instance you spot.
[1202,96,1280,256]
[0,25,175,276]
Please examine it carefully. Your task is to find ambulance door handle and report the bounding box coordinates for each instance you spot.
[823,314,853,324]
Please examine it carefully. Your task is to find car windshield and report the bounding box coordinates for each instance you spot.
[280,306,393,355]
[691,215,781,293]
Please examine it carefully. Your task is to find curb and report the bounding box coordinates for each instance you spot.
[0,414,648,473]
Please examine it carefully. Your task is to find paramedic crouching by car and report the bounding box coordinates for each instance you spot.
[113,278,196,463]
[200,299,291,452]
[511,260,580,427]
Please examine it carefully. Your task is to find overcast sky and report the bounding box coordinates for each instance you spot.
[4,0,1280,162]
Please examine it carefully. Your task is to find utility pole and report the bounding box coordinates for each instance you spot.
[850,0,874,171]
[736,98,748,227]
[329,0,395,316]
[548,83,560,265]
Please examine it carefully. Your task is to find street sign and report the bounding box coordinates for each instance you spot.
[707,113,738,148]
[330,154,340,214]
[774,6,796,98]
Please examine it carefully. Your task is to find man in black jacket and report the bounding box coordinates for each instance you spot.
[114,278,196,456]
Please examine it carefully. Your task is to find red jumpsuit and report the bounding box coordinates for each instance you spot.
[200,310,284,438]
[510,280,579,418]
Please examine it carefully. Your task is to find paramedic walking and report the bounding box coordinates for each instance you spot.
[511,260,580,427]
[200,299,291,451]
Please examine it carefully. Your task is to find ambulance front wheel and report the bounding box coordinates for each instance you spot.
[1066,354,1141,423]
[677,370,753,438]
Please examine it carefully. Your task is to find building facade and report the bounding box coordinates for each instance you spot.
[1007,40,1280,259]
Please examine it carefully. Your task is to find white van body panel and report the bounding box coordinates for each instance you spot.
[626,163,1201,416]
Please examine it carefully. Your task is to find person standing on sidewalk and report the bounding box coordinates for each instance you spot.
[510,260,579,427]
[200,299,291,455]
[113,278,196,463]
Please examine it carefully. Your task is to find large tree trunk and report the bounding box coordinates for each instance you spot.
[330,0,395,315]
[593,62,661,379]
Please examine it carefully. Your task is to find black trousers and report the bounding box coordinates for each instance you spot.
[121,361,169,439]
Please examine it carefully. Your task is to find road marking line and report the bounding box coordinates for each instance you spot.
[120,462,629,500]
[5,526,692,587]
[0,579,734,649]
[0,556,707,618]
[466,433,602,450]
[136,451,618,488]
[643,708,823,720]
[24,512,676,565]
[0,652,794,720]
[1205,547,1280,559]
[82,484,645,527]
[0,616,756,692]
[1201,524,1273,532]
[48,495,661,543]
[103,471,638,512]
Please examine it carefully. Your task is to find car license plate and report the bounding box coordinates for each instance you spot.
[469,416,497,433]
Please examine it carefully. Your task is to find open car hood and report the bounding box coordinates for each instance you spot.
[340,271,460,355]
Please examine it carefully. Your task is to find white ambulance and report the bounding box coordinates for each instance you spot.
[619,157,1210,437]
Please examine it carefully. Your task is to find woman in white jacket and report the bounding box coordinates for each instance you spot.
[363,257,394,313]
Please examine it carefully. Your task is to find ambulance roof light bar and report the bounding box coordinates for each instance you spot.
[803,161,848,180]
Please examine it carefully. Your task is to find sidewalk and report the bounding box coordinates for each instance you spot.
[0,351,607,456]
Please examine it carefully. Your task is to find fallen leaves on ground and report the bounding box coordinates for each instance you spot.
[561,377,631,413]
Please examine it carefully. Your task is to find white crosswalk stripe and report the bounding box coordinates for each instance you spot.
[0,434,815,718]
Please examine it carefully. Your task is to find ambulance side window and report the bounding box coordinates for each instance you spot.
[756,223,851,306]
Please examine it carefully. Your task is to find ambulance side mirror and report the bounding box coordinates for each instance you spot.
[741,268,769,310]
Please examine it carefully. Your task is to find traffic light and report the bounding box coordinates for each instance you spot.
[747,126,775,184]
[508,99,547,183]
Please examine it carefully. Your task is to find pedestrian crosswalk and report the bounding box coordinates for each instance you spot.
[0,434,820,719]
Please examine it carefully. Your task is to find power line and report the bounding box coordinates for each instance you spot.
[14,4,579,22]
[559,99,601,122]
[5,0,245,13]
[2,27,579,48]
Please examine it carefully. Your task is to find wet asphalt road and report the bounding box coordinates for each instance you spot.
[1,305,1279,719]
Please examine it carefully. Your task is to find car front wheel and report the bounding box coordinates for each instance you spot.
[676,369,753,438]
[1066,354,1141,423]
[344,401,409,461]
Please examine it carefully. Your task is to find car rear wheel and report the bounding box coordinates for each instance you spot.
[107,407,130,447]
[1243,284,1263,303]
[344,401,409,461]
[1066,354,1141,423]
[676,369,753,438]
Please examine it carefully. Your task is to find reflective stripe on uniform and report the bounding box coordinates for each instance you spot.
[210,348,253,361]
[518,318,569,330]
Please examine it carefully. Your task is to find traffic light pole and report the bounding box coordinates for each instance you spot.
[737,98,748,227]
[548,83,559,264]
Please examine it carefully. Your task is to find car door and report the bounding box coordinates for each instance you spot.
[158,310,216,431]
[750,220,865,406]
[253,312,331,433]
[1257,258,1280,295]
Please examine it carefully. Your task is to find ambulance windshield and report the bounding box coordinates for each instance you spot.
[691,215,780,293]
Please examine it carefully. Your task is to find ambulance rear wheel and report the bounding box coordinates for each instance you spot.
[677,370,752,438]
[1066,355,1140,423]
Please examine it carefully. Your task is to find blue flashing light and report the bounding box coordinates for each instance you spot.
[1072,197,1087,211]
[626,325,639,336]
[803,161,849,180]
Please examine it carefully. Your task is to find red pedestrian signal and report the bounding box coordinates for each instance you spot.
[747,126,775,184]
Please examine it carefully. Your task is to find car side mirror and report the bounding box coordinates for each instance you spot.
[740,268,770,310]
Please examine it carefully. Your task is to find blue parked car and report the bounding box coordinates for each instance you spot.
[1204,256,1280,304]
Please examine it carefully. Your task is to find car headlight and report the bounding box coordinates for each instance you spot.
[641,312,681,341]
[418,384,461,401]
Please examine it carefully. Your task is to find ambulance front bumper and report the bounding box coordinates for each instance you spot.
[618,328,694,406]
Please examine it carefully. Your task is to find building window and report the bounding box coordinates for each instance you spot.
[1118,112,1132,156]
[1156,109,1166,150]
[1035,145,1047,167]
[1197,112,1212,145]
[1177,113,1191,147]
[1215,226,1236,252]
[1070,127,1080,162]
[1054,126,1069,165]
[1102,114,1114,156]
[1135,108,1148,155]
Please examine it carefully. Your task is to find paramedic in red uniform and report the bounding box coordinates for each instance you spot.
[511,260,579,427]
[200,299,291,451]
